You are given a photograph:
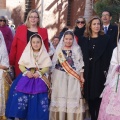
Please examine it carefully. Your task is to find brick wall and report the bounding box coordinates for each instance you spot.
[0,0,6,9]
[0,0,96,40]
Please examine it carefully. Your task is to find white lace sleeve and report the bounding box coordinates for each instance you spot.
[0,31,9,68]
[0,53,9,68]
[111,47,118,66]
[72,46,84,73]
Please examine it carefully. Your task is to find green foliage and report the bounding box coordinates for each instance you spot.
[94,0,120,24]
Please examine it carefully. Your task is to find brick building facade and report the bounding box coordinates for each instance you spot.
[0,0,96,40]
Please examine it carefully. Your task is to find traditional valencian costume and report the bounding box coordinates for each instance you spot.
[0,31,10,120]
[98,40,120,120]
[5,34,52,120]
[49,31,89,120]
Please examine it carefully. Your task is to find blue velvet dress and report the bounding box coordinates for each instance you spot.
[5,73,49,120]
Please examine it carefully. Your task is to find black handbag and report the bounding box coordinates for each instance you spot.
[8,66,15,80]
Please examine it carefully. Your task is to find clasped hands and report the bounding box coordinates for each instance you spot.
[26,71,40,78]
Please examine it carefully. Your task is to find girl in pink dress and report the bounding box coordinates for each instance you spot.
[98,42,120,120]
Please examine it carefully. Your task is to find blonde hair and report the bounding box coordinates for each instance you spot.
[84,16,104,37]
[75,16,86,27]
[24,9,40,28]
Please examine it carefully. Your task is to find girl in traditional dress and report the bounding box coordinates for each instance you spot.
[98,40,120,120]
[5,34,52,120]
[49,30,88,120]
[0,31,10,120]
[9,9,49,77]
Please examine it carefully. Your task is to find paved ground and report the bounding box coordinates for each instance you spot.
[12,118,91,120]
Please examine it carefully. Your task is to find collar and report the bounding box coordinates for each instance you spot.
[103,24,110,29]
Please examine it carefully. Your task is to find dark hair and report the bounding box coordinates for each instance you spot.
[30,34,42,42]
[102,10,112,16]
[53,36,60,40]
[63,31,74,39]
[0,16,6,23]
[84,16,104,37]
[48,42,50,47]
[61,27,68,33]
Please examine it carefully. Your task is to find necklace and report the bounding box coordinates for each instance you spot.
[65,50,70,57]
[33,52,39,62]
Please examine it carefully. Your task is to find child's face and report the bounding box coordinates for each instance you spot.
[52,38,59,47]
[31,37,42,52]
[63,34,73,48]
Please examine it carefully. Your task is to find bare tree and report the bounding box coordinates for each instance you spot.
[84,0,93,22]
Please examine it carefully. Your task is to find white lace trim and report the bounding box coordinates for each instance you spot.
[50,98,88,113]
[51,100,79,108]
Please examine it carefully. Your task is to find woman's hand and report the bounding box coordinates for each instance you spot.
[33,72,40,79]
[80,72,85,88]
[26,71,33,78]
[0,64,8,70]
[80,77,85,88]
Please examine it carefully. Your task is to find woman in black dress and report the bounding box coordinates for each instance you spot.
[79,16,111,120]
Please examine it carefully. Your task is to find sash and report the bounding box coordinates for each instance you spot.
[35,62,51,89]
[57,50,81,82]
[41,75,50,89]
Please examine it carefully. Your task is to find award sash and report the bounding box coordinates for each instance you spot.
[57,50,81,82]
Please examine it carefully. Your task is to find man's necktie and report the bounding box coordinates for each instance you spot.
[104,27,107,34]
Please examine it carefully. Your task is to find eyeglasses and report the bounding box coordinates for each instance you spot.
[29,16,39,19]
[101,14,110,17]
[0,20,6,22]
[76,20,85,24]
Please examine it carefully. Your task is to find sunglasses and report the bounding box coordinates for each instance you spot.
[76,20,85,24]
[0,20,6,22]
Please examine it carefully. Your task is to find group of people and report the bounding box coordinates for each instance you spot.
[0,8,119,120]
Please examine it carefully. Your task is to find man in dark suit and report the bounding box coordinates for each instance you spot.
[101,10,118,56]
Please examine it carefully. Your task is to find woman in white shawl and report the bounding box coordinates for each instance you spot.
[0,31,9,120]
[98,40,120,120]
[49,30,89,120]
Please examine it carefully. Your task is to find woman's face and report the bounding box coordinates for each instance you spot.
[64,34,73,48]
[0,19,6,26]
[28,12,39,26]
[31,37,42,52]
[76,18,85,28]
[90,19,100,34]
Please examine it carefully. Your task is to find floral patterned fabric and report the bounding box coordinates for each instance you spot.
[5,74,49,120]
[55,50,76,71]
[98,47,120,120]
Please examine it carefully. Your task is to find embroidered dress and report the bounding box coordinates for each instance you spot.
[50,30,89,120]
[5,72,49,120]
[5,34,52,120]
[0,31,9,120]
[98,46,120,120]
[55,50,76,71]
